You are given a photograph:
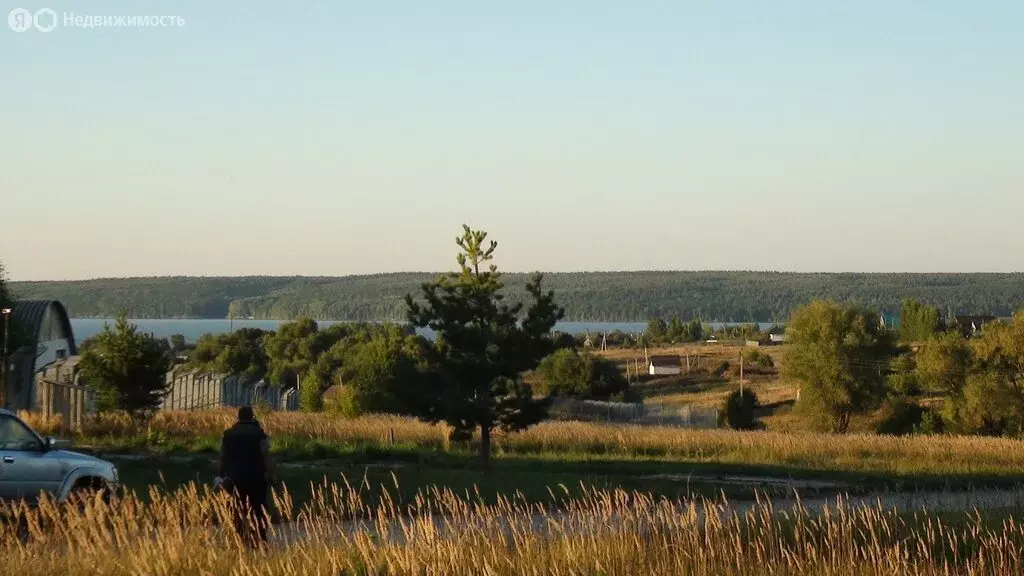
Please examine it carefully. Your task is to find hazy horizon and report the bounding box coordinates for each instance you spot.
[3,1,1023,281]
[11,269,1024,284]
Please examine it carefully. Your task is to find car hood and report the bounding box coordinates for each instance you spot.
[49,449,114,467]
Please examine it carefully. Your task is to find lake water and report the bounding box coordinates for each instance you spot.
[68,318,779,346]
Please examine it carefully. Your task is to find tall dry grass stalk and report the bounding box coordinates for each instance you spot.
[2,480,1023,575]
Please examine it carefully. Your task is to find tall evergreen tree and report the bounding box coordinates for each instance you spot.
[78,314,172,415]
[899,298,940,342]
[666,316,684,342]
[404,225,564,467]
[646,317,667,343]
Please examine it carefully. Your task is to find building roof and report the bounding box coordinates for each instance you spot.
[11,300,78,355]
[649,355,679,366]
[954,315,997,323]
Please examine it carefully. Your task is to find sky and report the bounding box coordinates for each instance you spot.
[1,1,1022,280]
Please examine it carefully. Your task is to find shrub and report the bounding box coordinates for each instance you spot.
[299,372,325,412]
[915,409,945,435]
[886,353,921,397]
[609,388,643,404]
[325,386,362,418]
[874,400,926,435]
[720,389,759,430]
[945,372,1024,437]
[535,348,631,400]
[711,361,730,378]
[743,349,775,369]
[887,372,922,397]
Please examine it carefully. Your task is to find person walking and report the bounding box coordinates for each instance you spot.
[218,406,274,547]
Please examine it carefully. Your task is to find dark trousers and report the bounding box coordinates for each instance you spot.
[230,480,269,546]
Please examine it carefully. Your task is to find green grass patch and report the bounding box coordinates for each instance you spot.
[74,431,1024,496]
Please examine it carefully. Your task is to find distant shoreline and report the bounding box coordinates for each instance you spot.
[16,272,1023,323]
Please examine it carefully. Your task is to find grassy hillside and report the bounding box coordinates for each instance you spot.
[11,272,1024,321]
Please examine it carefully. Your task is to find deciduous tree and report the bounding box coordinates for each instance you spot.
[264,318,328,388]
[784,300,898,432]
[949,312,1024,435]
[187,328,271,382]
[915,330,971,397]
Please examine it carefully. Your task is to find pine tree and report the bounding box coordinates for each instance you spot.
[78,313,172,415]
[404,226,564,467]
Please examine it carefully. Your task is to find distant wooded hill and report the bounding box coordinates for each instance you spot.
[10,272,1024,322]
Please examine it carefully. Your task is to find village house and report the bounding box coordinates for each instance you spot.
[952,315,998,337]
[648,355,681,376]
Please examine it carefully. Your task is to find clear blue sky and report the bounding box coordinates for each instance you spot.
[2,1,1022,280]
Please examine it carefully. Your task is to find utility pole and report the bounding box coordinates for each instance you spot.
[738,348,744,396]
[1,308,12,409]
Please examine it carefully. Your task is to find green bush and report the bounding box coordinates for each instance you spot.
[299,372,325,412]
[886,353,921,397]
[720,389,759,430]
[915,409,945,435]
[535,348,631,400]
[874,399,927,435]
[325,386,362,418]
[743,349,775,369]
[711,360,731,378]
[609,388,643,404]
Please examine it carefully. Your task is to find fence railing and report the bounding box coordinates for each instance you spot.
[549,397,719,428]
[34,378,93,433]
[161,371,300,412]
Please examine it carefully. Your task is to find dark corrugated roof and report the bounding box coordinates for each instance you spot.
[649,355,679,366]
[11,300,77,355]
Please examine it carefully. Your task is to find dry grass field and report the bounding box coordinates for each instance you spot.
[596,343,804,429]
[13,350,1024,575]
[26,409,1024,480]
[4,479,1024,576]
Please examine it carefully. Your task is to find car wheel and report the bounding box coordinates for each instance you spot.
[2,515,31,544]
[16,516,30,543]
[66,481,111,512]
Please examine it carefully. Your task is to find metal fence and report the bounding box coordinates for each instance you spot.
[161,371,299,412]
[549,398,719,428]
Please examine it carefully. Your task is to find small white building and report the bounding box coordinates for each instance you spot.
[649,355,681,376]
[769,333,787,344]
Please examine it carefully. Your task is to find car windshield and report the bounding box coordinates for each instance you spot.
[0,416,41,451]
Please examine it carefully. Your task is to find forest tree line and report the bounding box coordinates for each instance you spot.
[11,271,1024,322]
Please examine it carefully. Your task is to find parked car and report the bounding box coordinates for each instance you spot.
[0,408,118,506]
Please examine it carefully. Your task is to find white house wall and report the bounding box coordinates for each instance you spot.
[649,366,681,375]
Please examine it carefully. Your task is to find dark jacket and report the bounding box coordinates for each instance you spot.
[220,420,269,486]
